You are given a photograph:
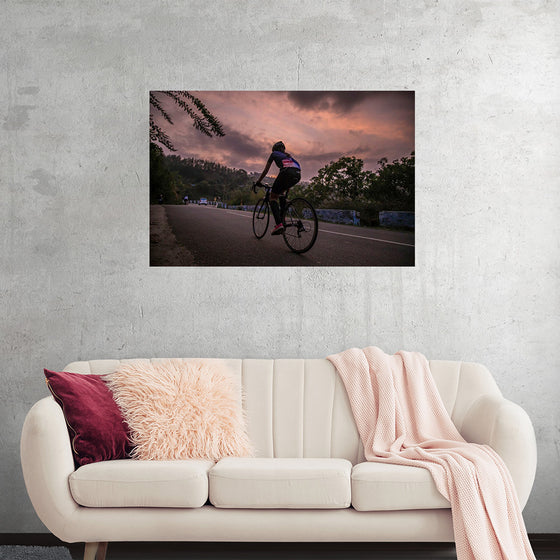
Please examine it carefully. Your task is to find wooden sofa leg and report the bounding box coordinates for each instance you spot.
[97,542,108,560]
[84,542,98,560]
[84,542,108,560]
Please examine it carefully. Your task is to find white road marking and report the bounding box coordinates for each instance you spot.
[226,211,251,219]
[224,210,414,247]
[319,229,414,247]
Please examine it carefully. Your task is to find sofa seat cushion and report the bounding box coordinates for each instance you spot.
[209,457,352,509]
[351,462,450,511]
[69,459,214,508]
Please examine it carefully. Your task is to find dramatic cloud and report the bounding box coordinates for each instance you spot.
[150,91,414,181]
[288,91,373,113]
[213,129,263,163]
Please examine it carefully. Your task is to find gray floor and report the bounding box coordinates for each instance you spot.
[63,541,558,560]
[0,546,71,560]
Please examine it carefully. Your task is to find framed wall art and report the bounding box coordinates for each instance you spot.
[150,91,415,266]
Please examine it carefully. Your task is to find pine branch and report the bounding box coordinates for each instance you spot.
[149,90,226,151]
[150,92,173,124]
[163,91,212,137]
[150,115,175,151]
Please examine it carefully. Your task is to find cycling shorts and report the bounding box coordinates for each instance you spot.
[272,167,301,195]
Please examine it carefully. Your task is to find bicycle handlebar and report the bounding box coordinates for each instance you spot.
[252,181,267,194]
[253,182,290,199]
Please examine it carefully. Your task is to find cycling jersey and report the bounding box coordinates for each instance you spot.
[268,151,301,171]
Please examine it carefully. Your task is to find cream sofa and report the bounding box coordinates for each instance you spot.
[21,358,537,560]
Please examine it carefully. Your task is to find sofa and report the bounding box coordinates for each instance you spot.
[21,358,537,560]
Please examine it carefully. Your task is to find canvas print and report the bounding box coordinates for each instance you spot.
[150,91,414,266]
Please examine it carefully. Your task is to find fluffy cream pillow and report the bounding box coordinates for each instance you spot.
[105,359,252,461]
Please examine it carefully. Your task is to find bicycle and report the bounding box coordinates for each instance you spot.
[252,182,318,254]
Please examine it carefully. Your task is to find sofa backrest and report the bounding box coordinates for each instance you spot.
[63,358,502,464]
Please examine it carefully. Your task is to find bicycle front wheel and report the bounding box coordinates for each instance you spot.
[252,198,270,239]
[282,198,318,253]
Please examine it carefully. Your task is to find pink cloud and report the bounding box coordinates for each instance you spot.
[151,91,414,181]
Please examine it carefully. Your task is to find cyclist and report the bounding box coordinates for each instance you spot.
[255,141,301,235]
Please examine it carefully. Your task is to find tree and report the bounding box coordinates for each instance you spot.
[150,91,225,151]
[150,143,185,203]
[367,153,415,211]
[149,92,225,204]
[305,156,368,206]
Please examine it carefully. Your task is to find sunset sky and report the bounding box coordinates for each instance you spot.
[151,91,415,182]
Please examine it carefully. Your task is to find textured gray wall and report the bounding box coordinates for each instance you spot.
[1,0,558,533]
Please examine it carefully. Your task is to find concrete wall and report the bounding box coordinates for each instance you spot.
[1,1,558,533]
[379,211,415,229]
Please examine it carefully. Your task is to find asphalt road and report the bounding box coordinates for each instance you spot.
[163,204,415,266]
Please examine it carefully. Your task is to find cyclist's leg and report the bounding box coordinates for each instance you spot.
[282,173,300,219]
[269,194,282,225]
[272,169,300,224]
[270,174,287,225]
[279,193,287,219]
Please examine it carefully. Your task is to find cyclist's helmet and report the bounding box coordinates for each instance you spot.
[272,141,285,152]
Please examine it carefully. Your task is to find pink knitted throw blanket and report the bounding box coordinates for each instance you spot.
[327,347,535,560]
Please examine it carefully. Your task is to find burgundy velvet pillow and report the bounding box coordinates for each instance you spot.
[44,369,132,467]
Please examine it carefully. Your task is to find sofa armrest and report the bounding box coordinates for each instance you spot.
[460,394,537,509]
[20,397,80,540]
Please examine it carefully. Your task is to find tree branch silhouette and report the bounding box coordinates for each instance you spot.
[150,91,225,151]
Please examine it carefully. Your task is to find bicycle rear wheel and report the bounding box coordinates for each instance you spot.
[282,198,318,253]
[252,198,270,239]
